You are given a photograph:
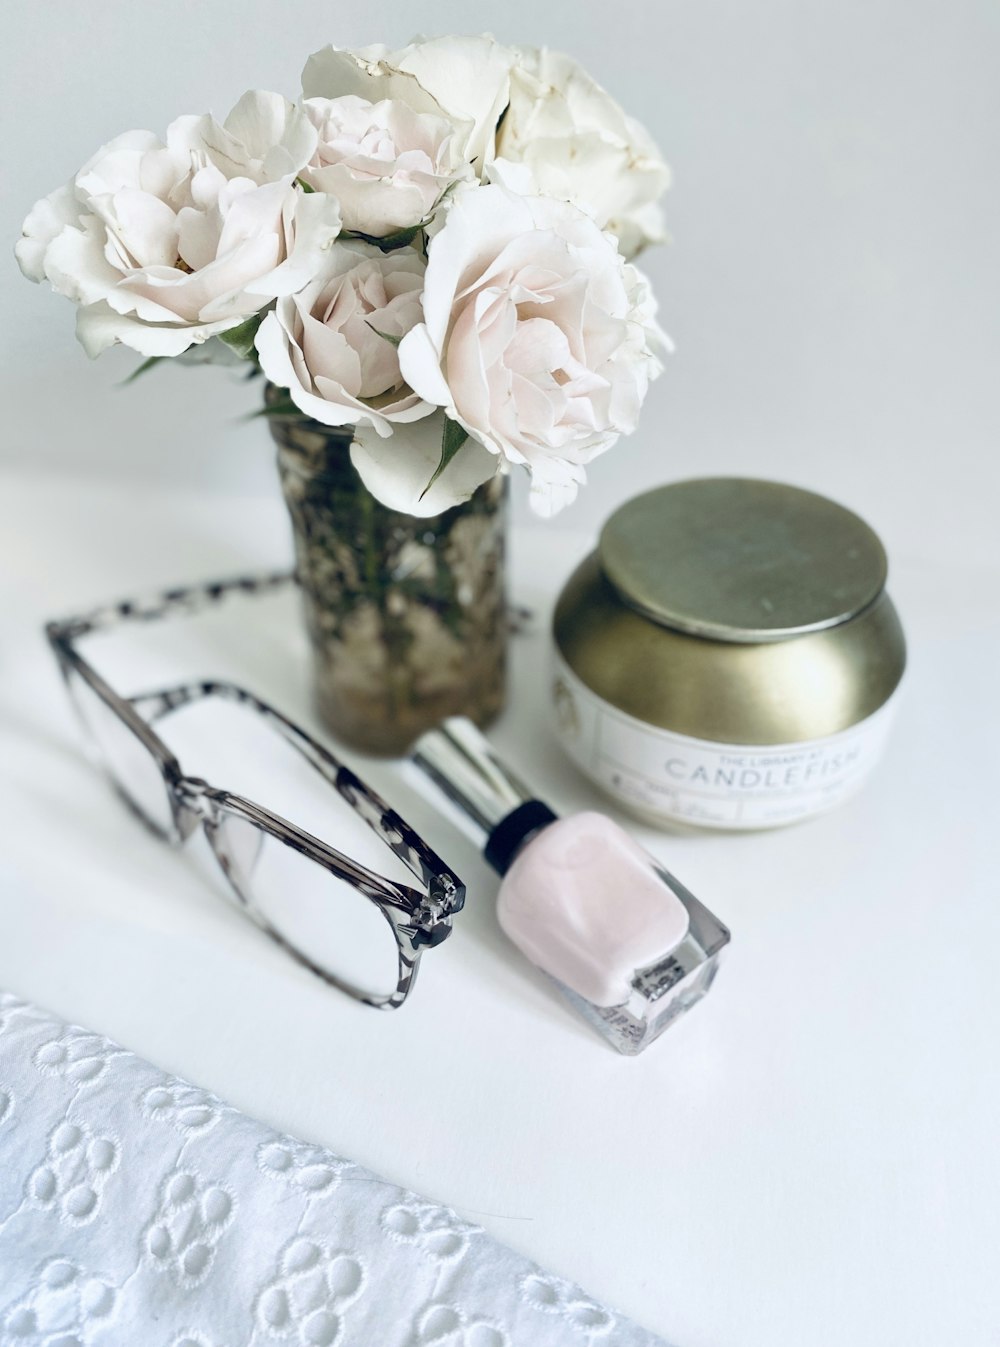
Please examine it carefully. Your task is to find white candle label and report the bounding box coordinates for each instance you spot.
[552,653,899,829]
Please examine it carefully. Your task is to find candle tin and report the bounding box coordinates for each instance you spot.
[551,478,906,830]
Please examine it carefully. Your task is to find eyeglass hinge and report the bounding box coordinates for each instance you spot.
[175,776,215,816]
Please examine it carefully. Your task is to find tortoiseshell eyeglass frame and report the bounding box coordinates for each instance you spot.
[45,571,466,1011]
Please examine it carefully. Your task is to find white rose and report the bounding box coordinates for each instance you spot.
[299,96,473,238]
[302,35,517,170]
[493,47,670,259]
[16,113,342,358]
[398,184,668,516]
[173,89,318,184]
[254,240,432,435]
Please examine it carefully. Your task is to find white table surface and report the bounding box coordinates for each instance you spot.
[1,468,998,1347]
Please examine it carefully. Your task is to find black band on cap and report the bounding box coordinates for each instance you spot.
[484,799,558,876]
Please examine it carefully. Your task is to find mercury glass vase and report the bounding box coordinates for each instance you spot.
[271,413,508,756]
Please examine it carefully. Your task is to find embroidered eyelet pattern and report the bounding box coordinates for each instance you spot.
[144,1170,235,1288]
[519,1273,616,1336]
[26,1119,119,1227]
[1,1256,117,1345]
[256,1136,352,1196]
[415,1303,509,1347]
[0,995,665,1347]
[381,1199,481,1264]
[139,1082,222,1136]
[253,1237,365,1346]
[33,1029,123,1088]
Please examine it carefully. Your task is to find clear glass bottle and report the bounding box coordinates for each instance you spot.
[412,719,731,1055]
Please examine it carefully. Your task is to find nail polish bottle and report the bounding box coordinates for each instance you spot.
[411,718,730,1055]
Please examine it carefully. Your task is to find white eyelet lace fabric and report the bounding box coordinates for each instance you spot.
[0,993,669,1347]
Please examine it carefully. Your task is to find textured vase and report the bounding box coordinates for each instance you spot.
[271,412,507,756]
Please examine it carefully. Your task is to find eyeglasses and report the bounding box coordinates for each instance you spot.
[45,572,465,1010]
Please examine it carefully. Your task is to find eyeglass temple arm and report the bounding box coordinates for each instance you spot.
[127,680,457,898]
[47,571,296,641]
[130,680,348,790]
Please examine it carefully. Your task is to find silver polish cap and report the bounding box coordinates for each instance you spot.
[411,718,537,839]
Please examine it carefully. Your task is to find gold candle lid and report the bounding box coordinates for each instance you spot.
[599,478,889,643]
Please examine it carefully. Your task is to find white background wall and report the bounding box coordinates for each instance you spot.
[4,0,999,559]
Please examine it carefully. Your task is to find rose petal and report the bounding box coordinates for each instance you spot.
[350,411,498,515]
[76,301,228,357]
[15,184,81,282]
[397,322,453,410]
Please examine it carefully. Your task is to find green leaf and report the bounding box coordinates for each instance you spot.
[420,417,469,500]
[246,397,302,420]
[343,221,427,252]
[296,178,315,193]
[119,355,163,386]
[365,321,402,348]
[217,313,265,361]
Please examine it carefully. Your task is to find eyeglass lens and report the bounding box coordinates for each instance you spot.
[67,667,175,836]
[66,668,406,999]
[209,809,403,997]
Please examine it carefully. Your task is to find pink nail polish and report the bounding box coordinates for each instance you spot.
[412,719,730,1054]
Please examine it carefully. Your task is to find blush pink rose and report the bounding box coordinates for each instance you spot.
[398,185,668,515]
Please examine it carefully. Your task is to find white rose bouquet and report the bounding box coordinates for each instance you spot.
[17,36,670,517]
